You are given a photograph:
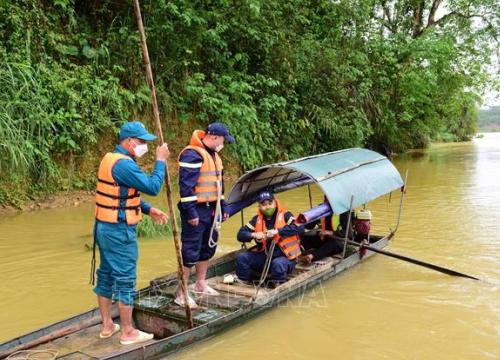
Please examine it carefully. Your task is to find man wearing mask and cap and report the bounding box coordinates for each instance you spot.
[176,122,235,308]
[92,121,170,345]
[235,191,305,286]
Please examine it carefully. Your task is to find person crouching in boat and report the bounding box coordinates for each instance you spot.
[297,198,357,264]
[235,191,305,286]
[298,211,344,265]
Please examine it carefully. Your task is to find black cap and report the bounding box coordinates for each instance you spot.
[257,191,274,203]
[206,122,235,143]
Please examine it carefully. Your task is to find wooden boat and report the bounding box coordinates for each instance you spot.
[0,149,405,359]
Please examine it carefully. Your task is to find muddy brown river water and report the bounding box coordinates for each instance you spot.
[1,134,499,359]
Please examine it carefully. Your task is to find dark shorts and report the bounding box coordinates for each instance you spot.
[180,205,218,267]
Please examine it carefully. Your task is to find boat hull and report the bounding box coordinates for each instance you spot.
[0,236,390,360]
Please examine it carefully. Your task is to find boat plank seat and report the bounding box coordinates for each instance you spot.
[207,275,270,298]
[262,256,342,298]
[193,292,251,310]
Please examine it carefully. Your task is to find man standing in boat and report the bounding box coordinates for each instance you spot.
[175,122,235,308]
[235,191,305,286]
[92,121,170,345]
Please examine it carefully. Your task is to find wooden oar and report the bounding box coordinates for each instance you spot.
[132,0,193,328]
[343,238,480,280]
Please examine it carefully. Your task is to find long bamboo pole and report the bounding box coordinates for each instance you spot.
[340,238,481,281]
[132,0,193,328]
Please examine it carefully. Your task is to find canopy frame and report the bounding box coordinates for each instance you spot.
[226,148,404,217]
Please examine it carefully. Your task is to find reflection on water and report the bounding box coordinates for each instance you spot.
[1,134,499,359]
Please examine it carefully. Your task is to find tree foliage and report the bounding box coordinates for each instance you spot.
[0,0,498,204]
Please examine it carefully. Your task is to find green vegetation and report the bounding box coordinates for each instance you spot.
[137,213,175,238]
[1,0,499,206]
[479,106,500,132]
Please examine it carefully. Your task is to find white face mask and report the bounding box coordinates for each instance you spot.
[215,144,224,152]
[134,143,148,158]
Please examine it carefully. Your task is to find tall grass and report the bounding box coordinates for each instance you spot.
[0,63,41,177]
[0,57,146,204]
[137,212,182,239]
[137,215,172,239]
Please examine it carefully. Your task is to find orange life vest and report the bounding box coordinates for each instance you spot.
[320,215,339,241]
[254,200,302,260]
[95,152,142,225]
[178,130,224,203]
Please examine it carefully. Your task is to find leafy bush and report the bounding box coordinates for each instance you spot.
[0,0,498,205]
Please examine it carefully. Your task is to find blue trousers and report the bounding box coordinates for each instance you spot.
[93,221,138,306]
[235,251,296,283]
[181,205,218,267]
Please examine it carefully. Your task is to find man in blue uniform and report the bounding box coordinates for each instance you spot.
[235,191,305,286]
[93,121,169,345]
[176,122,235,308]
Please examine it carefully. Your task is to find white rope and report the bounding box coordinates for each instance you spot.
[7,349,58,360]
[252,237,277,302]
[208,179,223,248]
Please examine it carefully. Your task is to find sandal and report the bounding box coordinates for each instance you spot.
[189,284,220,296]
[120,330,154,345]
[174,293,198,309]
[99,323,120,339]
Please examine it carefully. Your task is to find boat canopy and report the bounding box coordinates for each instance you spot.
[226,148,403,216]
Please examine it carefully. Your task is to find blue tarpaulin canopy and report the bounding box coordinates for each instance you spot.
[226,148,403,216]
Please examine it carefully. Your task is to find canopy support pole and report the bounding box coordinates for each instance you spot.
[341,195,354,258]
[392,170,408,234]
[307,184,313,208]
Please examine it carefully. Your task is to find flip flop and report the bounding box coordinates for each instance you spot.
[120,330,154,345]
[99,323,120,339]
[189,284,220,296]
[174,293,198,309]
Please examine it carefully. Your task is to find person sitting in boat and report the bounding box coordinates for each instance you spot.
[297,198,355,264]
[299,203,374,264]
[298,211,344,264]
[235,191,305,286]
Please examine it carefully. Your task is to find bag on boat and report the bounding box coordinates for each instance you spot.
[354,209,372,242]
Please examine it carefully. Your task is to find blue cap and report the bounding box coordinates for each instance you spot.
[206,122,235,144]
[119,121,157,141]
[257,191,274,203]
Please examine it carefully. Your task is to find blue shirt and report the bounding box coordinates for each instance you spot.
[178,145,226,220]
[100,145,166,224]
[237,210,305,257]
